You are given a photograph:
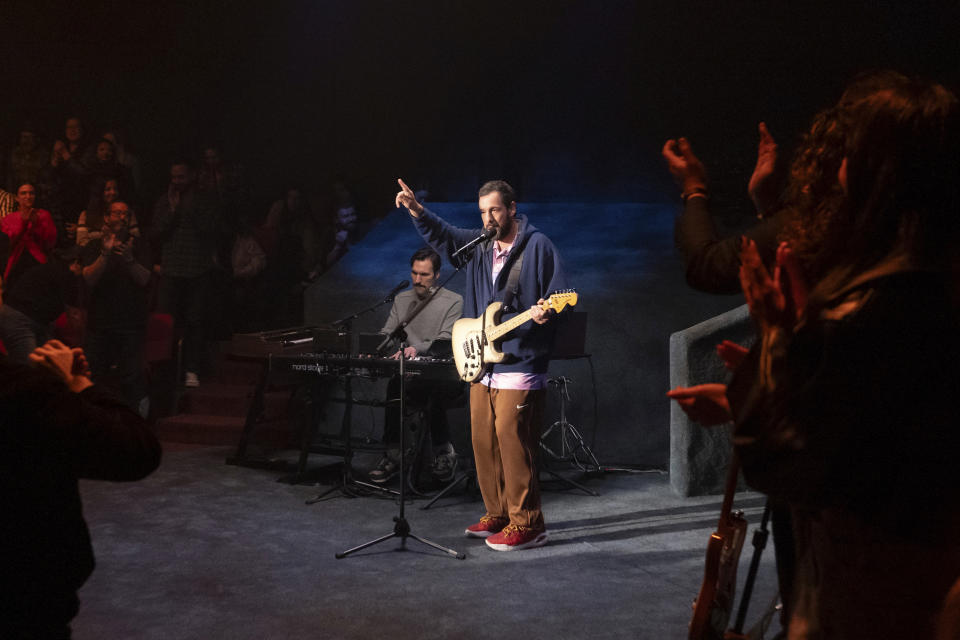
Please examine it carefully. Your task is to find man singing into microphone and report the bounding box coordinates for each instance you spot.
[369,247,463,484]
[395,178,568,551]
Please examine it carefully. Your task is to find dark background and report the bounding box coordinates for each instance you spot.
[3,1,958,210]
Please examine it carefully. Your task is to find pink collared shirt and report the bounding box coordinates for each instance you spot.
[482,239,547,390]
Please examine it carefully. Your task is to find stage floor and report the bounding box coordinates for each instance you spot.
[73,443,780,640]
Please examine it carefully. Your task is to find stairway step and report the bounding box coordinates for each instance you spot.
[178,385,293,418]
[176,382,250,414]
[155,413,292,446]
[212,358,267,386]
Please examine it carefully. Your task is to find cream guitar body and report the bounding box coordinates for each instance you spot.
[451,291,578,382]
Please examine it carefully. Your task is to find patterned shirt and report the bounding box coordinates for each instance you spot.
[151,189,216,278]
[0,189,15,219]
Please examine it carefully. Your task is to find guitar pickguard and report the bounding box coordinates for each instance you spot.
[460,330,485,381]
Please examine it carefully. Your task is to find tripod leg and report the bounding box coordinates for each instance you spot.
[420,471,469,510]
[351,478,401,497]
[335,531,399,559]
[336,517,465,559]
[541,468,599,496]
[406,533,466,559]
[306,480,349,504]
[539,420,566,461]
[562,423,602,471]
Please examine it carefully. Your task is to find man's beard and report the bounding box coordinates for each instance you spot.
[492,218,514,240]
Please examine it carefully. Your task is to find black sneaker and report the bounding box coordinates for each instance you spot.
[369,456,398,483]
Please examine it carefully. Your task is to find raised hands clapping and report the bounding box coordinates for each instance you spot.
[661,137,708,195]
[747,122,779,217]
[739,238,807,334]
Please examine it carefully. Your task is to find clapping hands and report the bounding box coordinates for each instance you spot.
[29,340,93,393]
[747,122,779,217]
[739,238,807,334]
[662,137,708,195]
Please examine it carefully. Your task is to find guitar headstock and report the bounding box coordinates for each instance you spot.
[544,289,578,313]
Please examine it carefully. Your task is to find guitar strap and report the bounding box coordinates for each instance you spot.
[501,250,525,313]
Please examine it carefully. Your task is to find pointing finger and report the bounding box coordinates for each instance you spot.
[397,178,414,195]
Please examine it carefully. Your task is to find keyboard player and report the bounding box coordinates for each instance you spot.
[369,247,463,484]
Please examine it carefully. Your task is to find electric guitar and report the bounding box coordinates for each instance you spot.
[688,455,748,640]
[451,290,578,382]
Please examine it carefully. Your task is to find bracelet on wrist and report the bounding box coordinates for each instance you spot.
[681,186,709,203]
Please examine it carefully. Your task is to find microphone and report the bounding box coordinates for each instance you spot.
[452,227,496,260]
[384,280,409,302]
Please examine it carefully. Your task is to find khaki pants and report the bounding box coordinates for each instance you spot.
[470,383,546,528]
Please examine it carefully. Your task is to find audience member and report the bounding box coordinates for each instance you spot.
[671,73,960,639]
[665,70,909,293]
[150,159,219,388]
[1,184,56,282]
[303,188,350,282]
[230,211,268,333]
[0,202,79,363]
[663,73,914,632]
[7,123,48,192]
[83,138,132,198]
[102,128,143,196]
[230,214,267,281]
[197,144,243,201]
[49,117,89,172]
[0,337,161,638]
[76,177,140,247]
[80,200,153,415]
[260,187,313,327]
[331,177,360,243]
[197,143,248,340]
[0,187,15,219]
[46,116,92,227]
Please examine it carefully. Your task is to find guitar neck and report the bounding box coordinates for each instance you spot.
[486,307,536,342]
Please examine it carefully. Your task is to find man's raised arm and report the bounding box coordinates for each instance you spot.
[395,178,424,217]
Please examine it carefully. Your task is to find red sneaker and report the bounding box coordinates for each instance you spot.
[464,515,509,538]
[485,524,548,551]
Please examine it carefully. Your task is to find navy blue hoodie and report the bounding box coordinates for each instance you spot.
[411,208,569,374]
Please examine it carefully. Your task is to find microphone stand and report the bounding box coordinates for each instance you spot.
[305,288,404,502]
[336,237,486,560]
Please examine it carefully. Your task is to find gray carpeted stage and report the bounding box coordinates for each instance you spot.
[72,444,780,640]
